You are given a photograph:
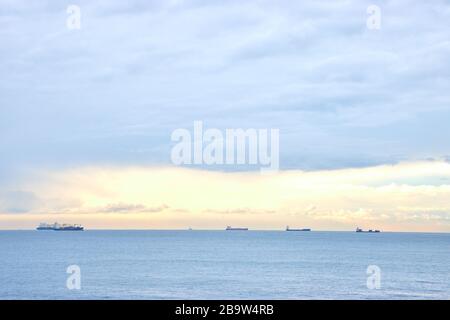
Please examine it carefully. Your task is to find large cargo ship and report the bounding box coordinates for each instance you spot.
[37,222,84,231]
[226,226,248,231]
[286,226,311,232]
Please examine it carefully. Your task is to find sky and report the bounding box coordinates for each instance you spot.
[1,0,450,231]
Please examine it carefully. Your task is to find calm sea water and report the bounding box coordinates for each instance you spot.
[0,230,449,299]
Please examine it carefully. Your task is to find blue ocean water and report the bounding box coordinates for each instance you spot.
[0,230,449,299]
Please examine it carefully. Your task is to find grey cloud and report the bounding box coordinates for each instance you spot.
[0,0,449,177]
[0,191,40,213]
[98,203,169,214]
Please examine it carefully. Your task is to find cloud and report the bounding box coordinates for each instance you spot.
[0,190,40,213]
[97,203,169,214]
[204,207,276,215]
[0,161,449,231]
[0,0,449,174]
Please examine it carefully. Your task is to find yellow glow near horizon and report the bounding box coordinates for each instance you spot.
[1,161,450,232]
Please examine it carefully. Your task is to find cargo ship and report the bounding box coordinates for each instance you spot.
[286,226,311,232]
[37,222,84,231]
[226,226,248,231]
[356,227,380,233]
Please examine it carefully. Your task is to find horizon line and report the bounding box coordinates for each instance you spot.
[1,228,449,234]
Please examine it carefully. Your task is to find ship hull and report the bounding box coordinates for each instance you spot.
[37,224,84,231]
[54,227,84,231]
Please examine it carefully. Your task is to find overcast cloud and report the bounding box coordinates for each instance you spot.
[1,0,450,181]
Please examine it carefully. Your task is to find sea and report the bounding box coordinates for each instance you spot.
[0,230,449,299]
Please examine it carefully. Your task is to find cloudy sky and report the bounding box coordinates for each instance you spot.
[1,0,450,230]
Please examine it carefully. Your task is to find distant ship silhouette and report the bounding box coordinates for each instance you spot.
[226,226,248,231]
[286,226,311,231]
[37,222,84,231]
[356,227,380,233]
